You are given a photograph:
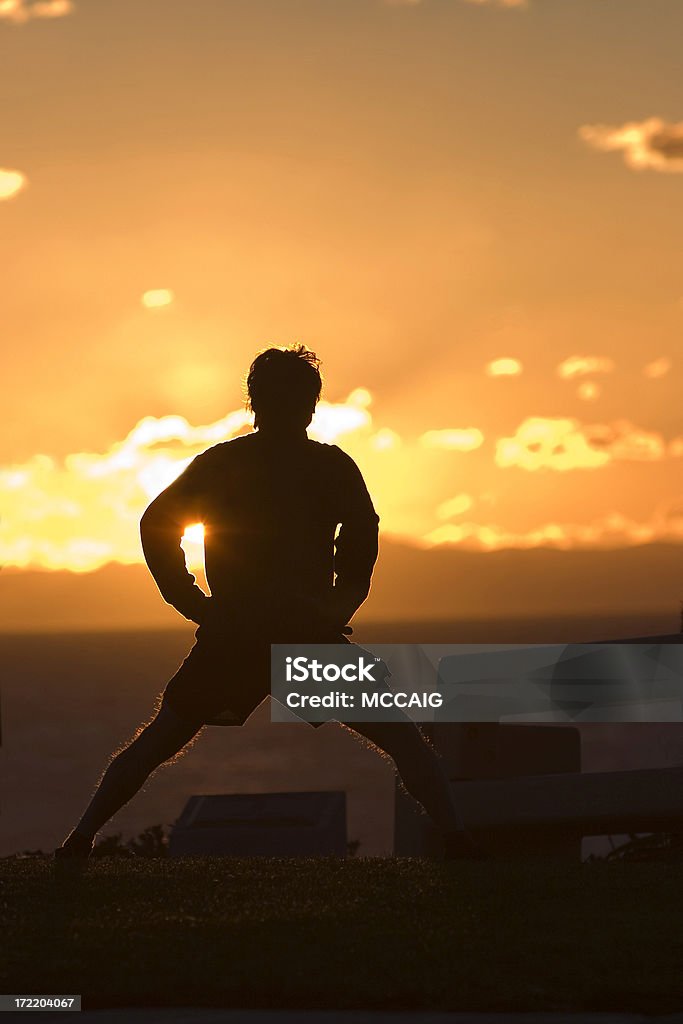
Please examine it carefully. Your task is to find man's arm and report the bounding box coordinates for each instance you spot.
[331,448,380,627]
[139,451,213,625]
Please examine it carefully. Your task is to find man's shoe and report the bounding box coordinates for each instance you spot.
[54,831,94,861]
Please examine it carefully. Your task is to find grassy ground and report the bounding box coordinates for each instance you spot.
[2,857,683,1013]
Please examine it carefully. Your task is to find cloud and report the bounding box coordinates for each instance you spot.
[436,493,474,520]
[643,357,672,380]
[5,394,683,572]
[0,168,27,200]
[557,355,615,379]
[420,428,485,452]
[496,418,608,472]
[577,382,601,402]
[141,288,174,310]
[370,428,401,451]
[495,417,679,472]
[422,510,683,552]
[580,118,683,173]
[486,357,523,377]
[0,0,73,23]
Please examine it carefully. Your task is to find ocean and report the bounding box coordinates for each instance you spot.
[2,613,682,857]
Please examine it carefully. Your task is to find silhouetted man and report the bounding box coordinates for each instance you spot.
[58,347,478,859]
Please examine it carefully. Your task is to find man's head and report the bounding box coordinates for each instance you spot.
[246,345,322,432]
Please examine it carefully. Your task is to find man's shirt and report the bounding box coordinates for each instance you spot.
[140,431,380,633]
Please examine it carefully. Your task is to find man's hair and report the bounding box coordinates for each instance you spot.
[246,345,322,425]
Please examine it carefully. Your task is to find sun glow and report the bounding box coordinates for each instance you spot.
[182,523,205,545]
[181,522,205,570]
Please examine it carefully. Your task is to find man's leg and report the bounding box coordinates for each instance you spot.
[345,719,463,831]
[344,719,483,858]
[58,703,202,856]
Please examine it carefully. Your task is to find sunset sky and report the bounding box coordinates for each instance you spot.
[2,0,682,582]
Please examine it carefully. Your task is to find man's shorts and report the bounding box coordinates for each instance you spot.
[161,622,354,728]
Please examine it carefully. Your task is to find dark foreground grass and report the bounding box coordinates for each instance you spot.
[2,857,682,1013]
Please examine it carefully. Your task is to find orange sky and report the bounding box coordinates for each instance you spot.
[2,0,682,580]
